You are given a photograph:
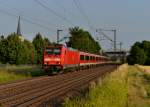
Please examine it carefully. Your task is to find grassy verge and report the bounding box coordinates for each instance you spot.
[136,65,150,74]
[64,64,150,107]
[128,66,150,107]
[0,70,30,84]
[0,64,46,84]
[63,64,128,107]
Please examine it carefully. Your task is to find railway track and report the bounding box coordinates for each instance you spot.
[0,65,117,107]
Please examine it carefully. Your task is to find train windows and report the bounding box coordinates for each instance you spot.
[80,55,84,60]
[98,57,101,61]
[96,57,98,61]
[85,56,89,60]
[90,56,92,60]
[92,56,94,60]
[93,57,95,60]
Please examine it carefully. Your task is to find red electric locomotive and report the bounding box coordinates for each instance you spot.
[43,44,110,74]
[43,44,80,74]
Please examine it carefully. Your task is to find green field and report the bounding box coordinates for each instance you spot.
[0,64,45,83]
[64,64,150,107]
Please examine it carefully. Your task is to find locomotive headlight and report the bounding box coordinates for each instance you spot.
[44,62,47,65]
[55,58,60,61]
[44,58,52,61]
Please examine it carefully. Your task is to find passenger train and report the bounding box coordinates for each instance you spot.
[43,44,110,74]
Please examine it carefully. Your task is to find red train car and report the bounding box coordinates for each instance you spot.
[79,52,109,67]
[43,44,110,74]
[43,44,79,73]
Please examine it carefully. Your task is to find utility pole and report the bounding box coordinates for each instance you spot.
[113,29,117,53]
[96,29,117,53]
[57,29,63,44]
[119,42,122,52]
[96,29,118,61]
[119,42,122,62]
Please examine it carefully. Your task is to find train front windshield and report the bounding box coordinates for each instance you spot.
[45,48,61,55]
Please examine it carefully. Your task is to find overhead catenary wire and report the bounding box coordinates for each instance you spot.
[73,0,95,30]
[0,8,56,37]
[0,0,72,36]
[48,0,78,19]
[0,1,62,41]
[96,29,113,42]
[0,1,59,29]
[34,0,74,26]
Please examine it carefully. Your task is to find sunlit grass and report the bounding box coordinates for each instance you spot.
[64,64,150,107]
[0,70,30,84]
[64,64,128,107]
[137,65,150,74]
[0,64,45,83]
[128,66,150,107]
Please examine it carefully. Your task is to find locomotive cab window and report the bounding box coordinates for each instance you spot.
[53,49,61,55]
[80,55,84,60]
[45,48,53,55]
[45,48,61,55]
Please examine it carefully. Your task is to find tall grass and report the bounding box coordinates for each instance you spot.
[127,66,150,107]
[64,64,128,107]
[0,64,46,83]
[136,65,150,74]
[0,70,30,84]
[64,64,150,107]
[0,64,46,76]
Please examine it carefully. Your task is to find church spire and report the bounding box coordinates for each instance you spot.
[17,16,21,36]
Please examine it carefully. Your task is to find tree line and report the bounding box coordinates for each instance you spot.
[0,27,101,65]
[127,41,150,65]
[0,33,50,65]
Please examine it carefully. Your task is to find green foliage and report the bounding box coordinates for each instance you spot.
[0,65,46,83]
[128,41,150,65]
[67,27,101,54]
[32,33,51,64]
[0,36,8,63]
[2,33,35,64]
[0,32,50,65]
[0,70,29,84]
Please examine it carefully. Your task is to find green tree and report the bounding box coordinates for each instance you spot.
[0,33,35,64]
[7,33,35,64]
[68,27,101,54]
[128,42,147,65]
[32,33,50,64]
[0,33,50,65]
[23,39,35,64]
[6,33,22,64]
[43,37,51,47]
[0,36,8,63]
[141,41,150,65]
[33,33,44,64]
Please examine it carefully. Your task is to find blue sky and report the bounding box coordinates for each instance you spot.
[0,0,150,51]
